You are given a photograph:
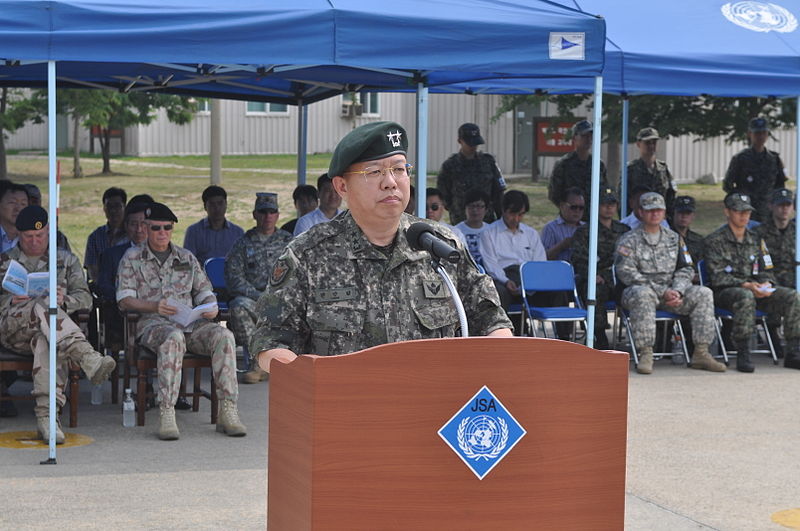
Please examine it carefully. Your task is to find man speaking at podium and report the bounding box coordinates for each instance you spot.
[251,121,513,369]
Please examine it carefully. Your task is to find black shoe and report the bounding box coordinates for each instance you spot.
[0,397,18,417]
[174,396,191,410]
[736,342,755,373]
[594,334,610,350]
[784,339,800,369]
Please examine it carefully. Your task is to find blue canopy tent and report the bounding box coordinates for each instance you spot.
[0,0,606,459]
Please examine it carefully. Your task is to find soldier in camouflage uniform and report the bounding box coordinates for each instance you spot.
[0,206,115,443]
[251,121,513,369]
[614,193,725,374]
[437,123,506,225]
[548,120,609,222]
[117,203,246,440]
[225,192,292,384]
[571,188,629,349]
[625,127,677,219]
[669,196,704,263]
[704,193,800,372]
[723,117,786,222]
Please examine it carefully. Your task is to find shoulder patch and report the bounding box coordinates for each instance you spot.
[270,258,291,287]
[617,245,632,257]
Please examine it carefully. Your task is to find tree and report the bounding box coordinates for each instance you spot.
[0,88,47,180]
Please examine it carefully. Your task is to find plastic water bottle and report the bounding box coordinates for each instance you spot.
[90,384,103,405]
[671,334,686,365]
[122,389,136,428]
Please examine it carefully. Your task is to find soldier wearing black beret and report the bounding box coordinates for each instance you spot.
[252,121,513,371]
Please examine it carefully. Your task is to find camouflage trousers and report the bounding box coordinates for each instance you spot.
[138,320,238,407]
[622,285,716,350]
[715,286,800,343]
[228,296,257,351]
[0,299,97,417]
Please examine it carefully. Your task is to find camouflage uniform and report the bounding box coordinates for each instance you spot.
[250,211,512,357]
[614,226,716,350]
[571,219,630,338]
[0,247,97,417]
[754,218,796,289]
[670,226,705,263]
[437,152,506,225]
[117,243,238,406]
[626,158,676,216]
[723,148,786,222]
[547,151,609,221]
[703,225,800,343]
[224,228,292,347]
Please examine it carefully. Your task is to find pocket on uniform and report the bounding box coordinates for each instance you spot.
[412,300,458,333]
[307,305,364,355]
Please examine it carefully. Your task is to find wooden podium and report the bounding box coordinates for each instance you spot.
[268,337,629,530]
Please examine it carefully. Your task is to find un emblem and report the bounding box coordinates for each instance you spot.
[722,2,798,33]
[438,386,526,480]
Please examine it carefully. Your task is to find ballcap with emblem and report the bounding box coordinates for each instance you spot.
[15,205,48,231]
[724,192,756,211]
[599,187,618,204]
[636,127,660,142]
[639,192,666,210]
[458,122,485,147]
[748,116,769,132]
[572,120,593,137]
[772,188,794,205]
[145,202,179,222]
[674,196,696,212]
[328,121,408,178]
[255,192,279,212]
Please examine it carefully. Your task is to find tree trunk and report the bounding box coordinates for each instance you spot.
[0,88,8,180]
[72,114,83,178]
[100,127,111,174]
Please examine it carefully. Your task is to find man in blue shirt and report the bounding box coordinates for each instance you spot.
[183,185,244,266]
[85,187,128,280]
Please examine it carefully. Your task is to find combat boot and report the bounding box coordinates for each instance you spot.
[784,338,800,370]
[636,347,654,374]
[735,340,755,373]
[242,366,269,384]
[36,415,65,444]
[216,399,247,437]
[689,344,726,372]
[158,406,180,440]
[79,351,116,386]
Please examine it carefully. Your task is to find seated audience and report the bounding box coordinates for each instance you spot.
[280,184,318,236]
[455,190,491,266]
[22,183,71,251]
[183,185,244,266]
[85,187,128,280]
[0,182,29,253]
[294,174,342,236]
[621,185,668,231]
[541,187,585,261]
[426,187,465,243]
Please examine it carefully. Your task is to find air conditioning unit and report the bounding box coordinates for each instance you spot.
[353,103,364,117]
[340,103,354,118]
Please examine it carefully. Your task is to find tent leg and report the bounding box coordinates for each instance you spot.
[585,75,604,349]
[620,96,629,217]
[297,101,308,185]
[415,82,429,216]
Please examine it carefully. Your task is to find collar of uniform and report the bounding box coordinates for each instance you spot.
[345,212,429,262]
[141,242,176,261]
[722,224,755,244]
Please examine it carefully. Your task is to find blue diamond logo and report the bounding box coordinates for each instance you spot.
[438,386,526,480]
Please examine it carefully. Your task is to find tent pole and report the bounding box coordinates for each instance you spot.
[43,60,58,464]
[586,75,603,349]
[415,82,429,216]
[210,99,222,185]
[297,101,308,185]
[796,96,800,290]
[620,96,629,217]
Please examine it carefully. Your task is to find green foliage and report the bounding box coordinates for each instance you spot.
[0,88,47,136]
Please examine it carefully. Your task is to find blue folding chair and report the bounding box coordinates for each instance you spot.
[519,261,587,341]
[697,260,777,364]
[204,257,250,371]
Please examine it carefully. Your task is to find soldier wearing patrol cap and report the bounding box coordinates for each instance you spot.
[571,187,630,349]
[704,192,800,372]
[625,127,677,219]
[0,205,116,443]
[225,193,292,384]
[117,202,246,440]
[614,193,725,374]
[437,122,506,225]
[723,116,787,222]
[670,196,704,263]
[548,120,609,222]
[251,121,513,371]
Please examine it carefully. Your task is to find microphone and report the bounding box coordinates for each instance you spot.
[406,222,460,264]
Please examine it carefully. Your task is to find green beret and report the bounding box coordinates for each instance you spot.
[146,202,178,223]
[328,121,408,178]
[15,205,48,231]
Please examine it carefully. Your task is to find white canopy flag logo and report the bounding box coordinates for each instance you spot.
[721,2,798,33]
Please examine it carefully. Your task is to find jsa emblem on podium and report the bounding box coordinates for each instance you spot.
[438,386,526,480]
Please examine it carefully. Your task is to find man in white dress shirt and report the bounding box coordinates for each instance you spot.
[293,174,343,237]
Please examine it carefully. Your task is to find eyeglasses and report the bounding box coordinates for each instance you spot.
[566,203,585,212]
[148,224,173,231]
[427,203,440,212]
[344,163,413,181]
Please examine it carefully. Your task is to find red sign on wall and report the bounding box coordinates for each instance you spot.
[535,120,577,155]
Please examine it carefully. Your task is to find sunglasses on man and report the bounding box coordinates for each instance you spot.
[149,224,173,231]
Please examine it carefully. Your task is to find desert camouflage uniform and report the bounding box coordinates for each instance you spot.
[224,228,292,347]
[625,158,676,216]
[0,246,96,417]
[117,243,238,406]
[614,226,716,350]
[571,220,630,336]
[548,151,609,221]
[437,152,506,225]
[723,148,786,222]
[703,225,800,343]
[250,211,512,357]
[754,218,796,289]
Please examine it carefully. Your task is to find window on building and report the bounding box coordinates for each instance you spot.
[246,101,289,114]
[342,92,380,115]
[196,99,210,113]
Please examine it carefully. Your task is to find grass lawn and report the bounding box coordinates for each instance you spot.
[6,153,759,264]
